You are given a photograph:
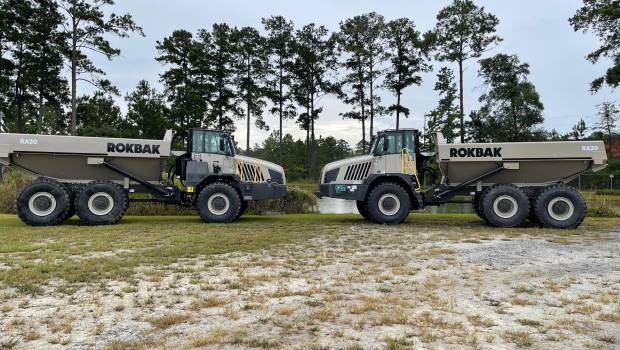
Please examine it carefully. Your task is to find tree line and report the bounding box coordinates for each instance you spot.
[0,0,618,179]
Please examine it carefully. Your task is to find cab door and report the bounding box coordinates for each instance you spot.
[374,132,404,174]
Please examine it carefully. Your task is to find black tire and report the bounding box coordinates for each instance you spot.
[533,184,586,229]
[365,182,411,225]
[480,184,529,228]
[15,178,70,226]
[234,200,248,221]
[356,201,371,221]
[196,183,241,223]
[75,181,128,225]
[62,184,78,221]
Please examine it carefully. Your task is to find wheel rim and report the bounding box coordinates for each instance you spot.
[378,193,400,216]
[207,193,230,216]
[28,192,57,217]
[548,197,574,221]
[88,192,114,216]
[493,195,518,219]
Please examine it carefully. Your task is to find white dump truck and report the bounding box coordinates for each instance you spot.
[0,129,286,226]
[317,129,608,229]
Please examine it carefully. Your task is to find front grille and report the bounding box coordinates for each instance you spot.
[268,169,284,184]
[323,168,339,183]
[343,162,371,181]
[237,162,265,182]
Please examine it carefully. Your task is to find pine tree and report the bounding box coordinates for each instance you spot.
[156,30,210,143]
[570,0,620,91]
[263,16,297,160]
[572,118,588,140]
[434,0,502,142]
[207,24,240,131]
[291,23,338,175]
[595,102,619,159]
[426,67,460,146]
[232,26,269,152]
[57,0,143,135]
[29,0,67,134]
[337,15,369,153]
[472,54,544,142]
[384,18,433,130]
[125,80,169,139]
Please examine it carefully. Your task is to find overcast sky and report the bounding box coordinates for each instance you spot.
[87,0,618,147]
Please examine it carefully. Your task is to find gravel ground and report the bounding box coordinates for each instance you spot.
[1,223,620,349]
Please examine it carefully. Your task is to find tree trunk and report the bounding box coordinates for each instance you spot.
[278,63,283,163]
[369,56,375,139]
[310,93,316,177]
[458,59,464,143]
[305,100,310,176]
[37,90,43,134]
[361,117,366,154]
[396,89,401,130]
[71,16,77,136]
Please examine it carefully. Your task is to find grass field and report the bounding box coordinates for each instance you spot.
[1,214,620,349]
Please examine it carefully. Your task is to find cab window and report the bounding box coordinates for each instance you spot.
[191,131,234,156]
[375,133,403,156]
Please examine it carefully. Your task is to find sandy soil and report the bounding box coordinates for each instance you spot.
[1,224,620,349]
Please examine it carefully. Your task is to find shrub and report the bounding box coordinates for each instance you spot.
[0,169,32,214]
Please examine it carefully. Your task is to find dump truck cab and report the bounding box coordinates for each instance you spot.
[318,129,607,229]
[318,129,425,224]
[179,128,286,201]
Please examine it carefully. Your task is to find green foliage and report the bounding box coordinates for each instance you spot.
[0,0,67,134]
[426,67,460,146]
[290,23,339,174]
[125,80,169,139]
[594,102,619,159]
[0,169,31,214]
[570,0,620,91]
[75,91,125,136]
[336,12,388,151]
[262,16,297,157]
[155,30,210,143]
[467,54,544,142]
[384,18,433,130]
[232,26,270,151]
[434,0,502,142]
[57,0,144,134]
[250,131,352,180]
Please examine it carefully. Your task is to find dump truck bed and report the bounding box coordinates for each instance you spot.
[0,132,172,182]
[435,133,608,187]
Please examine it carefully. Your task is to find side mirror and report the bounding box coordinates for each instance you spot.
[219,138,226,152]
[383,138,390,153]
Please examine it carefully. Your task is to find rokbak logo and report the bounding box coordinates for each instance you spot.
[450,147,502,158]
[107,143,160,154]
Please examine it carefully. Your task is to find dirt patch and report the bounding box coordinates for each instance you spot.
[1,224,620,349]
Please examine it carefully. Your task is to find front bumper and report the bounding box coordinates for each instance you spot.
[242,182,287,201]
[315,183,368,201]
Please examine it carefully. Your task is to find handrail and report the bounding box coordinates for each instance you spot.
[401,148,421,190]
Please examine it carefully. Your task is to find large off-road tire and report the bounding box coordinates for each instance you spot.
[75,181,128,225]
[533,184,586,229]
[356,201,371,221]
[15,178,70,226]
[196,182,241,223]
[234,200,248,221]
[62,183,80,221]
[365,182,411,225]
[480,184,529,228]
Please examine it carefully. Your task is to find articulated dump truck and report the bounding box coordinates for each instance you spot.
[317,129,608,229]
[0,129,286,226]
